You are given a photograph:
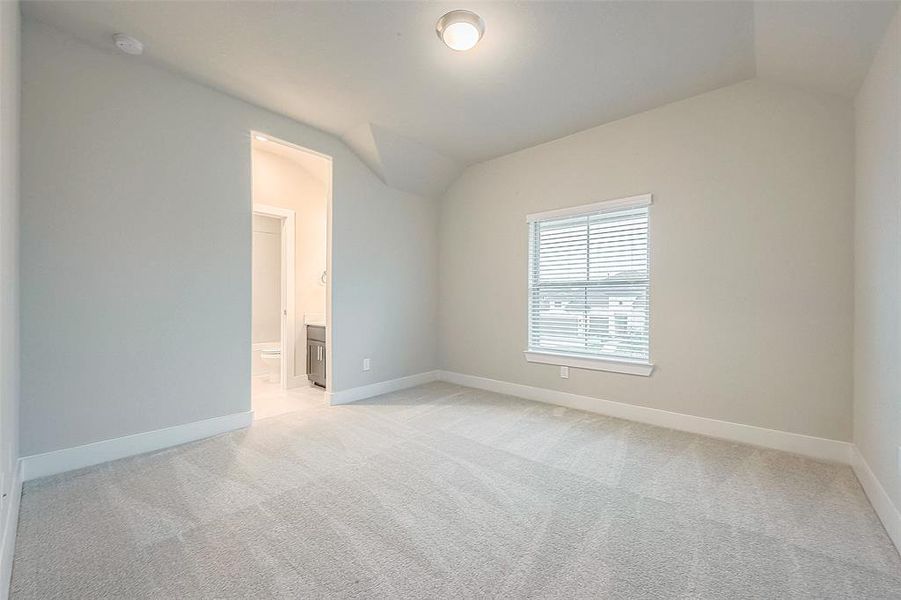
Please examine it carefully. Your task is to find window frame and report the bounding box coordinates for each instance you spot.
[524,193,655,377]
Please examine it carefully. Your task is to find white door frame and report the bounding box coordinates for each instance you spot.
[253,204,295,390]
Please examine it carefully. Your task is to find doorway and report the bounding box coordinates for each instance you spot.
[250,132,332,420]
[252,204,295,390]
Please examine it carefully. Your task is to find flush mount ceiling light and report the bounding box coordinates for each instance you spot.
[436,10,485,51]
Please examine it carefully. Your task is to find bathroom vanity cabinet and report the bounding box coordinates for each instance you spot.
[307,325,326,388]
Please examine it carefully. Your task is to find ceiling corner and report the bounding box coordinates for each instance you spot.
[343,122,462,199]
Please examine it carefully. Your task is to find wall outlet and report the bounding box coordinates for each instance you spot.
[363,358,371,372]
[560,366,569,379]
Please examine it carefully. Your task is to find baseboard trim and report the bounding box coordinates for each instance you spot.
[851,446,901,552]
[437,371,851,464]
[327,370,440,405]
[0,461,22,600]
[20,410,254,482]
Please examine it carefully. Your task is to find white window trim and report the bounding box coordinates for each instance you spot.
[523,350,655,377]
[525,193,654,376]
[525,192,652,223]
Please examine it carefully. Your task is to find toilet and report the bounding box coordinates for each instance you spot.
[259,344,281,383]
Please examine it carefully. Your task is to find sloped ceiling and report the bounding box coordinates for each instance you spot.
[252,135,331,188]
[22,1,899,197]
[754,1,900,97]
[342,124,460,198]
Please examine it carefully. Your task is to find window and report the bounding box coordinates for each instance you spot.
[525,194,653,376]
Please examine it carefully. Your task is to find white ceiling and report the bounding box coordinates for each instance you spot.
[22,1,898,195]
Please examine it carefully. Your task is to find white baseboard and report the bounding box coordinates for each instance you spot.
[327,370,440,405]
[851,446,901,552]
[20,411,254,482]
[437,371,852,464]
[0,461,22,600]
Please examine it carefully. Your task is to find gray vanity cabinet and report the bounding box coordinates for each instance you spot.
[307,325,326,388]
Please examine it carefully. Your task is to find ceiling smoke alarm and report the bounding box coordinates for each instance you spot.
[113,33,144,56]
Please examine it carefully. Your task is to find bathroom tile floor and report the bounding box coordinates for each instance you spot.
[251,376,326,420]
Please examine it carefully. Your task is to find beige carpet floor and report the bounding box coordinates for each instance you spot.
[10,382,901,598]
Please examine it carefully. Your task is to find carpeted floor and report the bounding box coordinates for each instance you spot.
[10,382,901,599]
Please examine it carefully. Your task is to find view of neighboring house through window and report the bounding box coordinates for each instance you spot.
[527,195,651,364]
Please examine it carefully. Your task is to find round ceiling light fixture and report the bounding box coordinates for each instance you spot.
[436,10,485,51]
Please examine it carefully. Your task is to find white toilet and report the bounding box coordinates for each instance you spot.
[259,344,281,383]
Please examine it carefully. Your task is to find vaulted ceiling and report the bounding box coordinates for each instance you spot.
[23,1,899,196]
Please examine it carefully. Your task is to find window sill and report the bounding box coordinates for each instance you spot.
[523,350,655,377]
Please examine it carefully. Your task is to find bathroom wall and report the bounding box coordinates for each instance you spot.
[251,214,281,346]
[251,147,328,381]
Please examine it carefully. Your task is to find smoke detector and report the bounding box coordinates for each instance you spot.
[113,33,144,56]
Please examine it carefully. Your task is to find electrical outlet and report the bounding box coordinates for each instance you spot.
[363,358,371,372]
[560,366,569,379]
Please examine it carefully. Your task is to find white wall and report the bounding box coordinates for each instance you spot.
[251,148,328,378]
[439,79,854,441]
[20,20,438,456]
[854,9,901,511]
[251,215,281,345]
[0,0,21,588]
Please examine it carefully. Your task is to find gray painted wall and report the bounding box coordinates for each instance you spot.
[439,79,854,441]
[854,10,901,512]
[0,0,21,554]
[20,20,438,456]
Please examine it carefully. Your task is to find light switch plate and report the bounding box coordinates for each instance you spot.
[560,366,569,379]
[363,358,371,372]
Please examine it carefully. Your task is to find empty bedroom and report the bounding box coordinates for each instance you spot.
[0,0,899,598]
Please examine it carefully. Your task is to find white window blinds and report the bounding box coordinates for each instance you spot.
[528,196,650,363]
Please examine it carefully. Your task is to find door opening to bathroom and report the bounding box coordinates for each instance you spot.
[250,132,332,420]
[252,205,294,391]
